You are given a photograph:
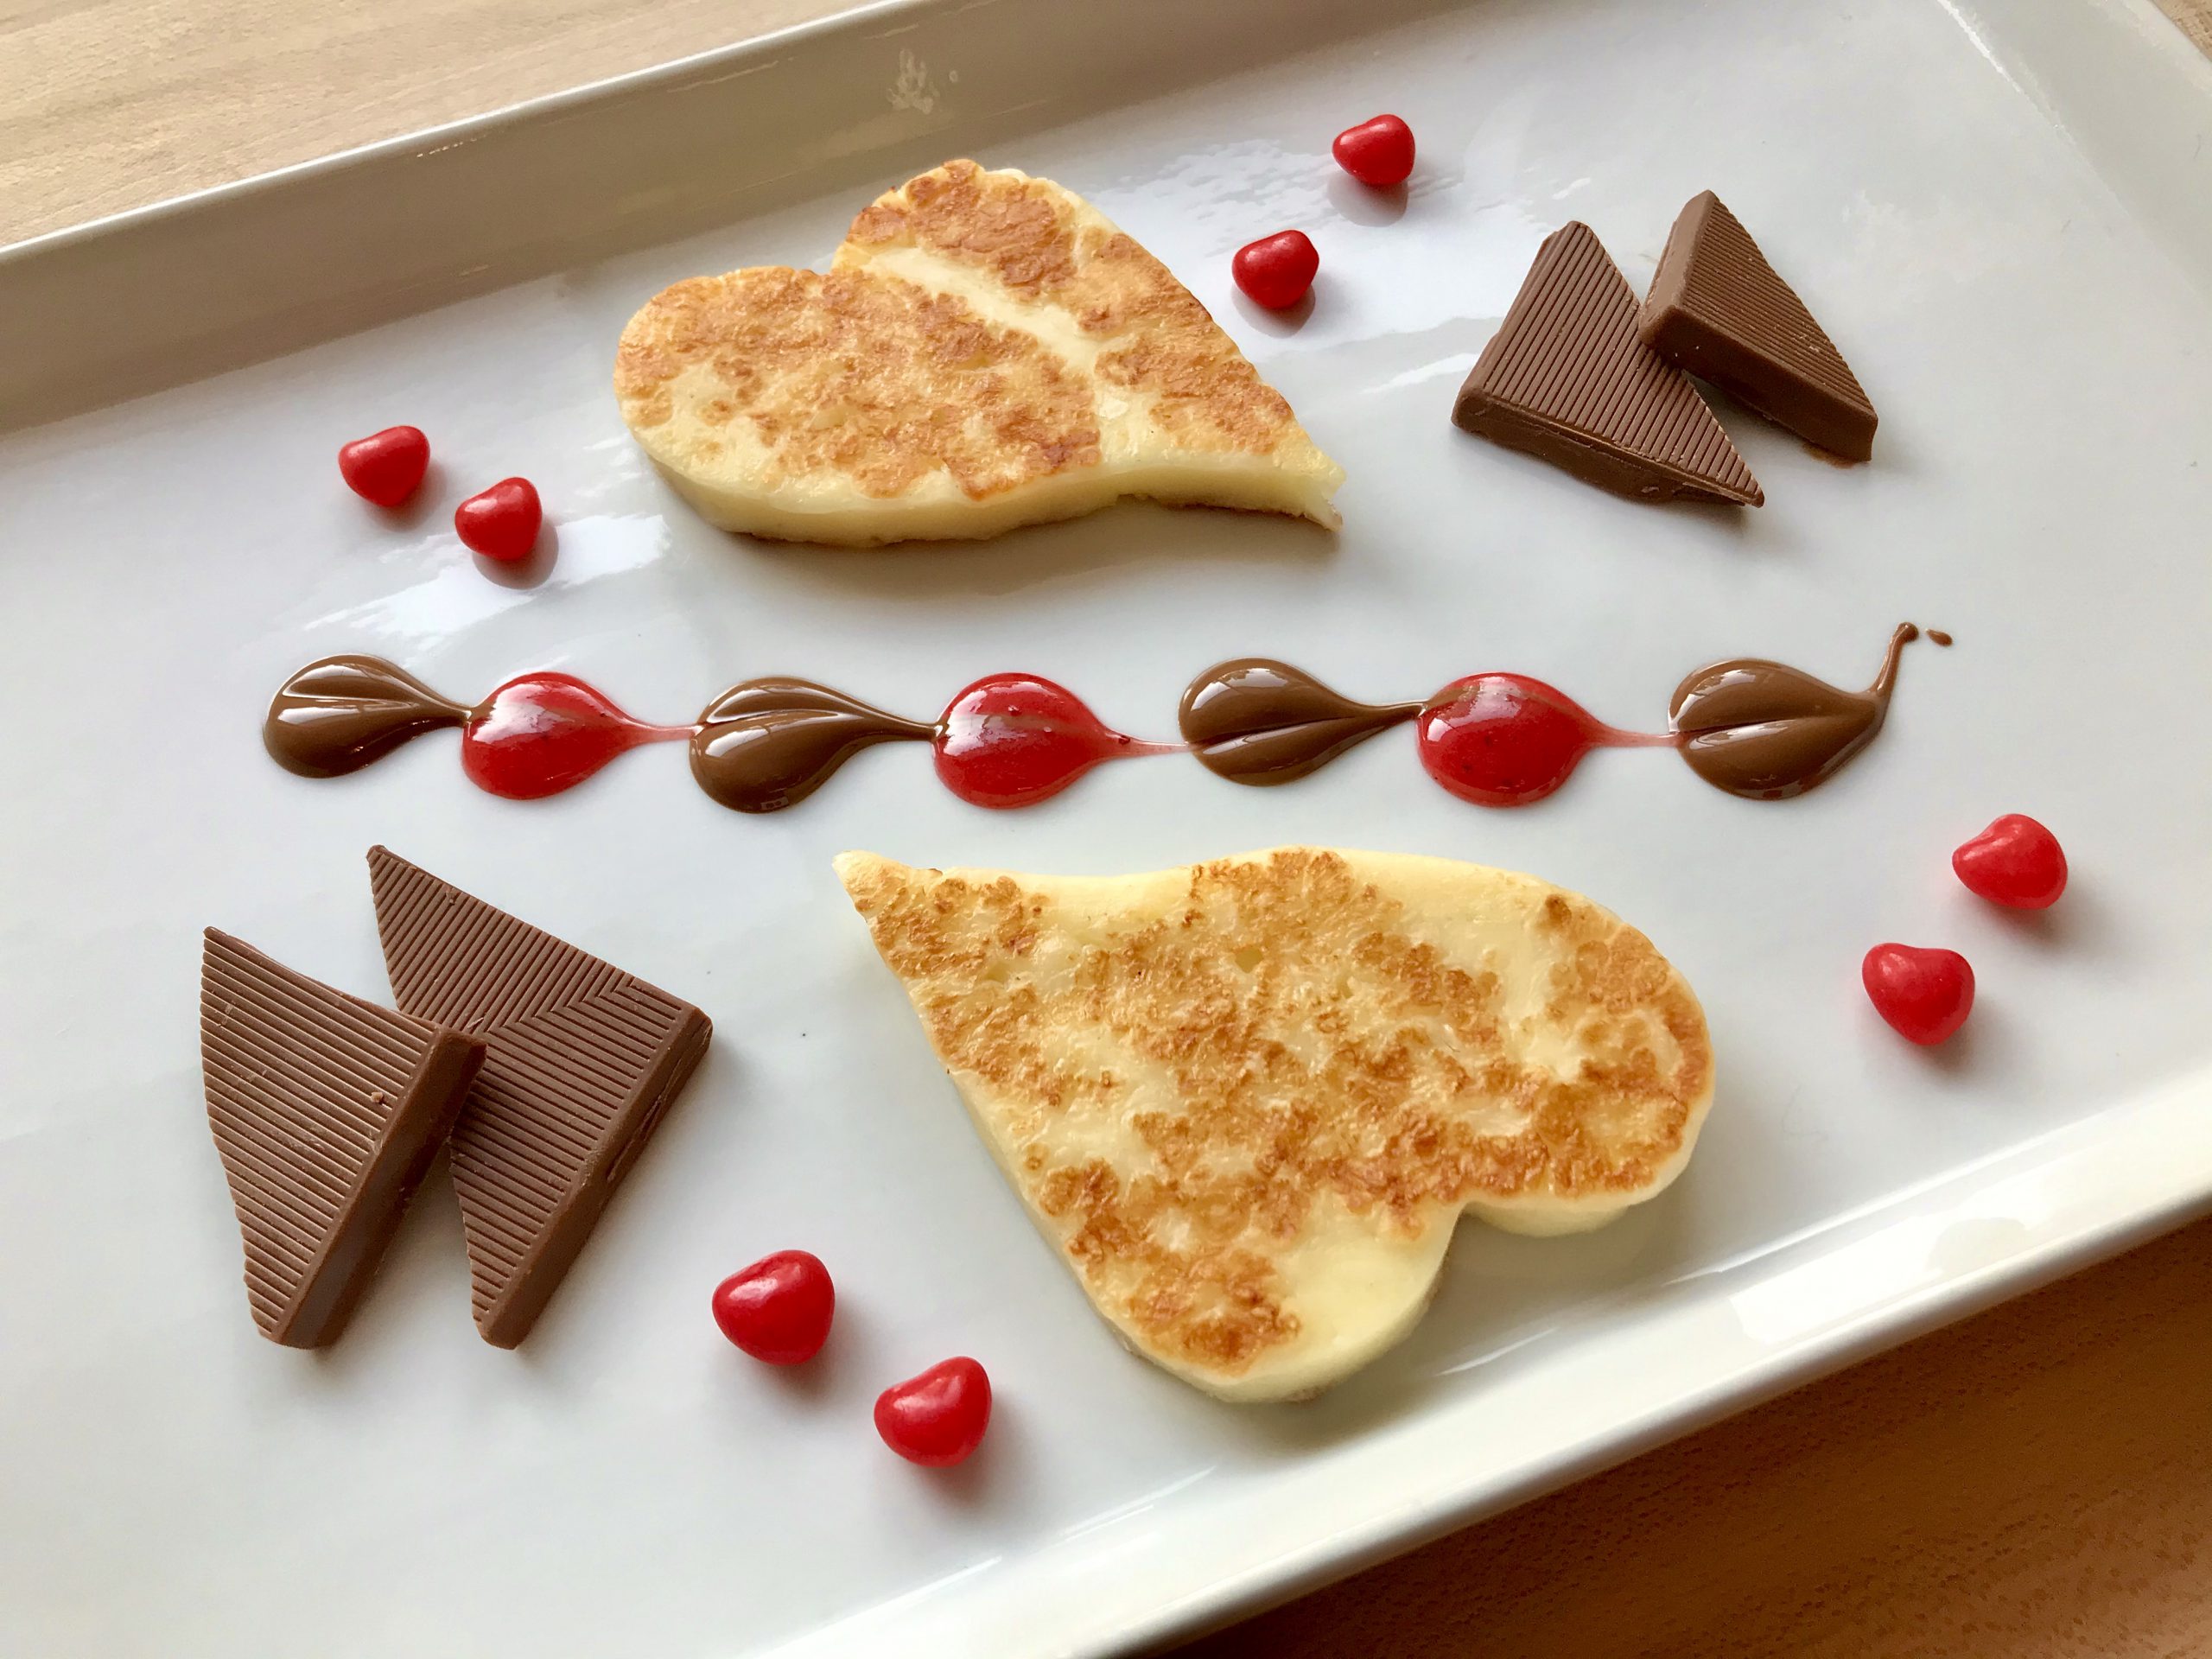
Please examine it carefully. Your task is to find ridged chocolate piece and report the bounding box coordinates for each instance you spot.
[1638,192,1876,461]
[1453,222,1762,505]
[200,929,483,1347]
[366,847,712,1347]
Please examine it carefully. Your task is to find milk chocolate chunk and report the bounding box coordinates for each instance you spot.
[200,929,483,1347]
[367,848,712,1347]
[1637,192,1877,462]
[1453,222,1762,505]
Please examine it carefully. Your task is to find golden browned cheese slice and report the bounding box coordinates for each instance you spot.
[836,848,1714,1402]
[614,160,1344,543]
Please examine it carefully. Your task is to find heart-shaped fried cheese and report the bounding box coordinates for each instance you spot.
[836,847,1714,1402]
[614,161,1344,544]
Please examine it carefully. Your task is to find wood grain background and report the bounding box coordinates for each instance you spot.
[4,2,2209,1654]
[6,0,2199,245]
[1182,1219,2212,1658]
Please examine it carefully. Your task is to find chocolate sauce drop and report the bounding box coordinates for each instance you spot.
[690,678,933,813]
[264,655,467,778]
[1927,630,1953,647]
[1179,659,1421,785]
[1669,623,1921,800]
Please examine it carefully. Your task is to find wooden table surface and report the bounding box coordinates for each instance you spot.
[6,2,2209,1654]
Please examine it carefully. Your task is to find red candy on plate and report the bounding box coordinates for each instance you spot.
[874,1357,992,1466]
[1231,231,1319,311]
[1332,113,1415,187]
[454,476,543,563]
[1862,944,1975,1046]
[712,1250,836,1365]
[337,425,430,507]
[1952,814,2067,910]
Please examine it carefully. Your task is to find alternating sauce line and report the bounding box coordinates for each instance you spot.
[264,658,1163,810]
[264,626,1939,814]
[264,658,690,802]
[1179,624,1936,806]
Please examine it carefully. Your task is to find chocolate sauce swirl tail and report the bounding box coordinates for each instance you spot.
[1669,623,1926,800]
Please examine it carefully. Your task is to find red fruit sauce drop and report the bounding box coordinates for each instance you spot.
[1415,673,1669,808]
[460,671,690,800]
[933,673,1173,809]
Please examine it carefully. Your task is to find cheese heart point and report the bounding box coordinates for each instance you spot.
[614,161,1344,545]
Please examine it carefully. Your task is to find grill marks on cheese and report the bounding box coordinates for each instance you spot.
[840,849,1711,1380]
[618,267,1102,500]
[841,161,1302,459]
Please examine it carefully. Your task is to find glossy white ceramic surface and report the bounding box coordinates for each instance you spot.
[2,1,2209,1654]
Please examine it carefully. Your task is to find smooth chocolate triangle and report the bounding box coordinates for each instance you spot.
[366,848,712,1347]
[200,929,483,1347]
[1453,222,1762,505]
[1638,192,1876,461]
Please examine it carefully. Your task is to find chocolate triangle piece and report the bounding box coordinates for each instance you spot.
[1637,191,1877,462]
[200,929,483,1347]
[366,848,712,1347]
[1453,222,1762,505]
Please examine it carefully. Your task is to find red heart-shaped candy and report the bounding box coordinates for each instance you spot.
[874,1357,991,1467]
[1332,113,1416,187]
[338,425,430,507]
[1862,944,1975,1046]
[712,1250,835,1365]
[454,476,543,563]
[1231,231,1319,312]
[1952,814,2067,909]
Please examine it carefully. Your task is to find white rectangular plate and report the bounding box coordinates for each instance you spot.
[3,1,2210,1654]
